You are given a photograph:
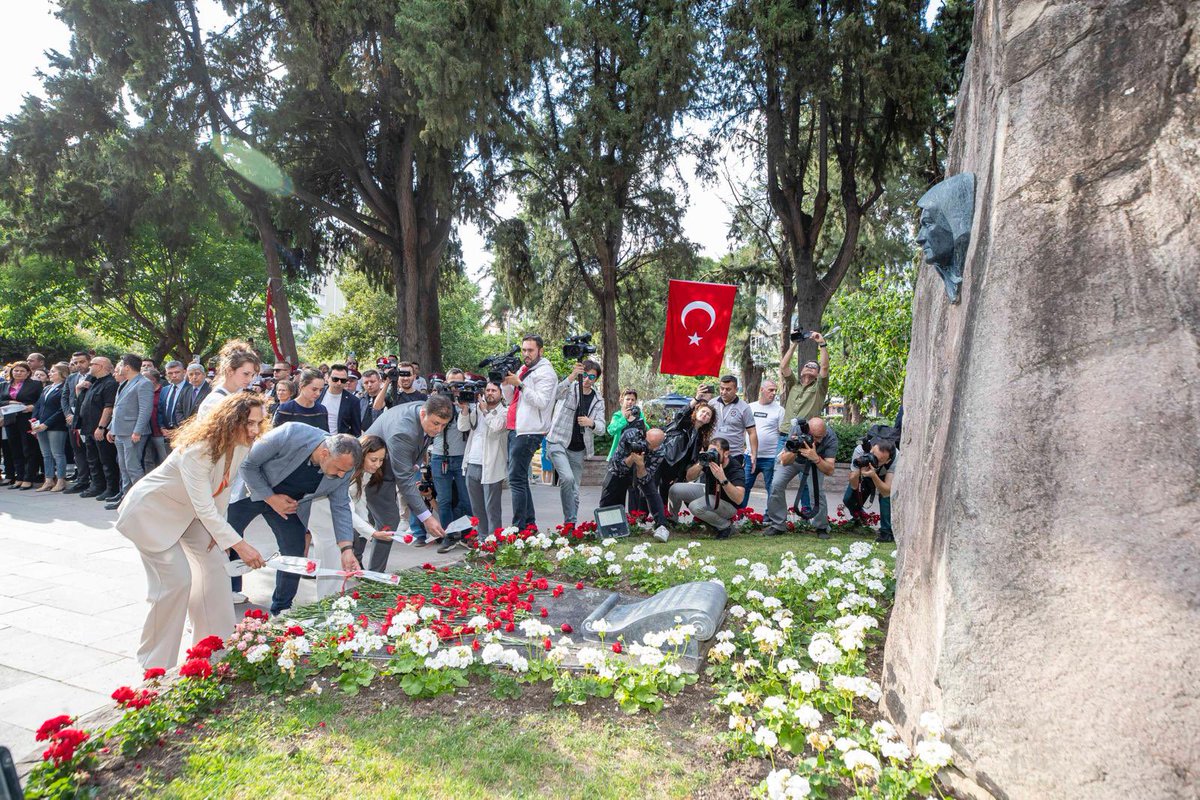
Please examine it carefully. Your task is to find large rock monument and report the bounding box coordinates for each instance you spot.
[884,1,1199,798]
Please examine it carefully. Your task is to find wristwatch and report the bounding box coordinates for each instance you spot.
[818,343,827,348]
[338,543,353,552]
[719,479,730,486]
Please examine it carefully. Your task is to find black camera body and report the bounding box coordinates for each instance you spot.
[784,417,814,453]
[789,328,813,343]
[450,380,485,404]
[376,357,399,380]
[418,464,436,499]
[853,451,879,469]
[622,428,648,455]
[696,448,721,465]
[563,332,597,362]
[479,346,522,385]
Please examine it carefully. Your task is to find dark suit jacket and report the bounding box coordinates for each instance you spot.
[34,384,67,431]
[175,382,212,423]
[157,381,187,431]
[2,379,43,427]
[317,388,362,436]
[364,402,432,529]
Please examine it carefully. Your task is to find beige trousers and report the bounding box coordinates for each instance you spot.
[135,519,236,669]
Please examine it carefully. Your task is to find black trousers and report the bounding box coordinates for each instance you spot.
[8,419,41,482]
[69,427,91,486]
[599,470,668,526]
[227,498,309,615]
[83,432,120,493]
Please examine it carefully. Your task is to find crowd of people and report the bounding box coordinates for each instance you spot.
[1,332,895,668]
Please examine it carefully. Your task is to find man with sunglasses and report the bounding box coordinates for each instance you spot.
[543,359,606,526]
[319,364,363,436]
[780,330,830,512]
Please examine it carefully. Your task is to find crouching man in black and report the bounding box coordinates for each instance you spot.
[598,427,670,540]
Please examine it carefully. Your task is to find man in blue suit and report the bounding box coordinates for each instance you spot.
[107,354,155,508]
[228,423,363,613]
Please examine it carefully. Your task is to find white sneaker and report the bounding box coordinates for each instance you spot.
[231,591,248,604]
[653,525,670,543]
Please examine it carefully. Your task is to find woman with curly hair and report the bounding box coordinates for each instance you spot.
[196,340,261,419]
[116,391,272,669]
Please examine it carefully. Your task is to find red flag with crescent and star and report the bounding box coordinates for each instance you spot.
[658,279,737,376]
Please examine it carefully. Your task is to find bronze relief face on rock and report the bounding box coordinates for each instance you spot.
[916,172,975,304]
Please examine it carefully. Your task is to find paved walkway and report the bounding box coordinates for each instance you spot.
[0,474,822,760]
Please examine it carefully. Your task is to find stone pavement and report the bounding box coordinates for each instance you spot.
[0,475,826,760]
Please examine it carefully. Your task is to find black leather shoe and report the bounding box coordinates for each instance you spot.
[714,527,733,540]
[104,499,123,510]
[63,483,88,494]
[79,487,104,498]
[763,527,785,537]
[875,532,895,543]
[98,492,122,503]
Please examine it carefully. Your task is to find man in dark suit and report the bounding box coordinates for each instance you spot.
[78,356,121,500]
[317,363,362,436]
[175,363,211,423]
[62,352,93,492]
[362,395,454,568]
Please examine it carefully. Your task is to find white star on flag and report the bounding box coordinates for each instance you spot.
[688,332,702,345]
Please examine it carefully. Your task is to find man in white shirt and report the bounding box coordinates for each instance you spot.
[320,364,363,436]
[743,379,785,508]
[501,334,559,530]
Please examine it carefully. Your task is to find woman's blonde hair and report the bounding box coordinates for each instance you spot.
[213,339,261,385]
[170,391,272,462]
[51,363,71,381]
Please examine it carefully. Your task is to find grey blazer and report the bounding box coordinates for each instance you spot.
[61,372,80,422]
[110,373,154,436]
[365,402,434,522]
[231,422,356,543]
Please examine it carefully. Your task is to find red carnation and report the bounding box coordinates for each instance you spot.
[196,635,224,651]
[185,644,213,661]
[143,667,166,681]
[287,625,305,637]
[179,658,213,680]
[111,686,135,705]
[471,639,481,651]
[539,607,548,618]
[543,638,552,651]
[612,642,623,654]
[35,715,73,742]
[560,623,573,634]
[575,582,584,590]
[504,622,515,633]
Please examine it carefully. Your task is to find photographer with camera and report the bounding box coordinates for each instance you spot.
[667,437,746,539]
[427,369,473,529]
[457,380,507,537]
[364,395,455,561]
[708,375,758,484]
[386,361,428,406]
[780,330,829,513]
[499,335,558,530]
[600,426,670,537]
[544,358,605,526]
[605,389,646,460]
[845,437,897,543]
[764,416,839,539]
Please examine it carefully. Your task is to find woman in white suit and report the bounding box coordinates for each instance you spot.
[116,392,271,669]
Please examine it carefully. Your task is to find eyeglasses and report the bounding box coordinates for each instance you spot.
[329,376,348,383]
[584,373,599,381]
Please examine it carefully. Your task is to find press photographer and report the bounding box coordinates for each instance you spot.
[667,437,746,540]
[379,358,427,406]
[498,334,558,530]
[457,380,508,537]
[764,416,838,539]
[600,426,670,539]
[545,358,605,526]
[426,369,473,532]
[845,430,897,543]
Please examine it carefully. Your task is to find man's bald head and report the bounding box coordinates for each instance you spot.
[808,417,827,439]
[89,356,113,377]
[646,428,666,450]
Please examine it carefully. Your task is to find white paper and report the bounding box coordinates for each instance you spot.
[444,515,475,535]
[0,404,24,417]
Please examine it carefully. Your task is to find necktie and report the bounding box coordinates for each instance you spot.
[165,384,179,423]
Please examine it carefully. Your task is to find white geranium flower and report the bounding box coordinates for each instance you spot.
[762,695,787,713]
[915,738,954,769]
[791,671,820,693]
[764,768,811,799]
[722,690,747,706]
[881,740,912,761]
[753,725,778,749]
[794,703,823,730]
[807,633,841,665]
[844,749,882,778]
[245,644,270,664]
[920,711,945,738]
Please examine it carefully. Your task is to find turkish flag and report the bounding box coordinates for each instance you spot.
[659,280,737,376]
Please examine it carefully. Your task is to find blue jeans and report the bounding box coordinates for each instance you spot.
[430,454,471,527]
[227,497,309,614]
[843,484,892,536]
[37,430,68,480]
[508,432,541,530]
[741,446,778,509]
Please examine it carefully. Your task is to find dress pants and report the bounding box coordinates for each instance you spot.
[227,498,309,615]
[69,427,91,486]
[766,458,828,532]
[9,420,40,482]
[843,484,892,537]
[668,482,736,533]
[115,434,148,492]
[508,432,541,529]
[464,462,504,537]
[84,433,121,494]
[599,470,668,526]
[360,460,402,572]
[134,519,236,669]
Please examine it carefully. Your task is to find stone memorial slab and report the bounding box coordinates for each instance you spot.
[582,580,727,645]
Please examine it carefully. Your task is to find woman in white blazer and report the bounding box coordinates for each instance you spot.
[116,392,271,669]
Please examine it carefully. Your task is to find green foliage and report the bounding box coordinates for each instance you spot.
[108,675,229,757]
[826,267,913,418]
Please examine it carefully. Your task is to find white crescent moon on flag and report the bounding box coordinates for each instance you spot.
[680,301,716,331]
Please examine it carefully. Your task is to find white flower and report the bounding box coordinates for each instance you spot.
[710,641,735,660]
[870,720,898,742]
[586,555,601,565]
[576,647,606,671]
[418,606,440,621]
[714,630,735,642]
[630,643,665,667]
[753,725,778,749]
[764,768,811,799]
[606,564,622,575]
[762,596,783,610]
[734,558,750,567]
[731,575,745,585]
[722,690,747,706]
[919,711,945,738]
[777,658,800,674]
[762,695,787,713]
[834,737,859,753]
[687,541,702,548]
[807,633,842,665]
[881,740,912,761]
[591,618,609,635]
[790,671,820,693]
[728,605,746,619]
[794,703,823,730]
[844,749,882,778]
[601,537,617,547]
[481,643,506,665]
[245,644,270,664]
[915,738,954,769]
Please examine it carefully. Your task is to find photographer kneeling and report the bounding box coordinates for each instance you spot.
[764,417,839,539]
[599,426,670,539]
[845,439,896,543]
[667,437,745,540]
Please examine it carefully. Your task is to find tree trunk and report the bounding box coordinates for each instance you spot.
[791,248,828,367]
[739,332,763,400]
[598,259,620,416]
[249,205,299,365]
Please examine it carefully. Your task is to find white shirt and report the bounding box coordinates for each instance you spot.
[324,389,343,433]
[748,400,786,458]
[196,386,231,419]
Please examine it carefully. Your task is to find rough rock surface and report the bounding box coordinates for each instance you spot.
[884,1,1199,798]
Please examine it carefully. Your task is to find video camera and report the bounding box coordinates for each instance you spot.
[789,328,813,343]
[418,464,436,500]
[375,356,399,380]
[478,346,521,385]
[563,332,597,362]
[432,378,486,404]
[784,418,814,453]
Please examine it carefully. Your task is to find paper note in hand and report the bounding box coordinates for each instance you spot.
[0,404,23,417]
[444,515,475,535]
[225,559,255,577]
